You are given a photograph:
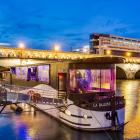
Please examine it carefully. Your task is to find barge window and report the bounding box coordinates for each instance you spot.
[11,65,50,84]
[69,68,115,93]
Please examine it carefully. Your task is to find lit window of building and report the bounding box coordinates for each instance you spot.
[90,33,140,57]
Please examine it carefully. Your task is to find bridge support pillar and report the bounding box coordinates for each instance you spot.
[116,64,140,80]
[125,71,136,79]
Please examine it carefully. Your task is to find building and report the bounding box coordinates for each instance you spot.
[90,33,140,57]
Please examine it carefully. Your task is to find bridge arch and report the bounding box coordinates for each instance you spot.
[116,66,127,79]
[135,70,140,79]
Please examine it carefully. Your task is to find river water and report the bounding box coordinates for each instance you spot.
[0,80,140,140]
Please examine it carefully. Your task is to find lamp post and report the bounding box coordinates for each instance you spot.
[126,52,131,57]
[54,44,61,52]
[18,42,26,65]
[53,44,62,96]
[19,42,25,49]
[18,42,25,58]
[106,50,112,55]
[53,44,61,60]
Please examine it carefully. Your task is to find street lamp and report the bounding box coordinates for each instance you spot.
[18,42,25,49]
[18,42,26,64]
[106,50,112,55]
[126,52,131,57]
[54,44,61,52]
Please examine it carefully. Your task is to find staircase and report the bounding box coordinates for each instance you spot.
[58,91,67,100]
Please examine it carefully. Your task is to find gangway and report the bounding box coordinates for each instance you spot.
[0,84,64,113]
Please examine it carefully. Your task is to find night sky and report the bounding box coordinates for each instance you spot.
[0,0,140,51]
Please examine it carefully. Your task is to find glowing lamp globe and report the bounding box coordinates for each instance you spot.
[106,50,111,55]
[19,42,25,49]
[54,44,61,51]
[126,52,131,57]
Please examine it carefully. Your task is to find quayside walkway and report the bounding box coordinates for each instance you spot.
[0,84,64,109]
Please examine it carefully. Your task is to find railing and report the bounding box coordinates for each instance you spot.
[0,47,140,64]
[3,84,58,98]
[0,47,95,60]
[0,84,64,105]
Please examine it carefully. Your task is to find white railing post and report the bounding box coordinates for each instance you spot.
[16,93,18,102]
[29,94,31,103]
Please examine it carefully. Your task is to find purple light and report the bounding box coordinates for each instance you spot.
[15,65,50,83]
[69,68,116,93]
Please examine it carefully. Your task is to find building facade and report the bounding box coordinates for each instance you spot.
[90,33,140,57]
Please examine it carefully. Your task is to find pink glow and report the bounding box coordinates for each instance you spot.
[69,67,116,93]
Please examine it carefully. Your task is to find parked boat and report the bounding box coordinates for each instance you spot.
[58,58,125,131]
[0,56,125,131]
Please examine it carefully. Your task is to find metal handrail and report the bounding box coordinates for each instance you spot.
[0,91,64,105]
[2,84,58,98]
[0,84,64,105]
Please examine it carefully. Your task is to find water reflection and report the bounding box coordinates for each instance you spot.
[0,80,140,140]
[0,105,123,140]
[117,80,139,121]
[117,80,140,139]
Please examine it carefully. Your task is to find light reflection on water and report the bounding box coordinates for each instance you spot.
[117,80,140,139]
[0,110,122,140]
[0,80,140,140]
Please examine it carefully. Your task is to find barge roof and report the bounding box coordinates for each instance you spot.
[70,56,125,64]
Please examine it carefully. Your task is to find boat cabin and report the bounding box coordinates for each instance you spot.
[68,57,124,92]
[67,57,125,110]
[6,56,125,99]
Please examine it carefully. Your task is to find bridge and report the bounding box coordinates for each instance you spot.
[0,46,95,67]
[0,45,140,79]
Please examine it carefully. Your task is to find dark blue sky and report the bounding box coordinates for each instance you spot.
[0,0,140,50]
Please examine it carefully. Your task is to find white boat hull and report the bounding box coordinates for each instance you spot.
[59,101,125,131]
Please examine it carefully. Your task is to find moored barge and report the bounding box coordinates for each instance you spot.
[59,57,125,131]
